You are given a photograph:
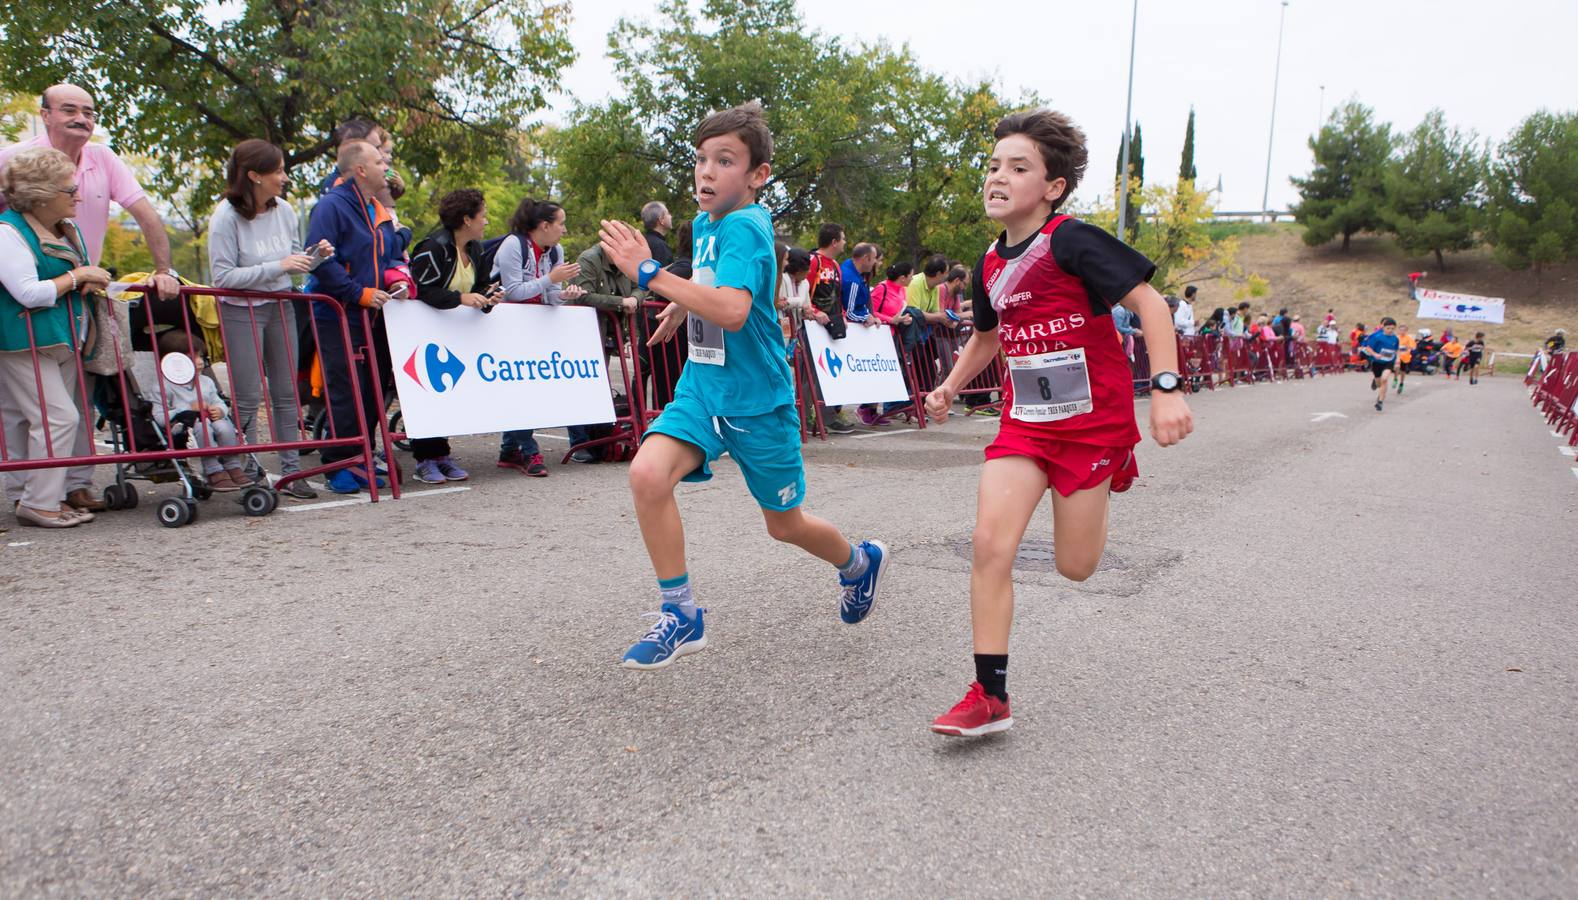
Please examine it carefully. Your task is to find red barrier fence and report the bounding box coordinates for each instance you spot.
[0,285,394,527]
[1531,351,1577,446]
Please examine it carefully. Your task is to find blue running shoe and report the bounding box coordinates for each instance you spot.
[839,539,889,624]
[325,469,362,494]
[621,602,707,669]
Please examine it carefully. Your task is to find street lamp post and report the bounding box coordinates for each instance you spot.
[1318,84,1326,132]
[1261,0,1290,222]
[1116,0,1139,242]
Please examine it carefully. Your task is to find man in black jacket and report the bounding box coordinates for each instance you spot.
[641,201,673,266]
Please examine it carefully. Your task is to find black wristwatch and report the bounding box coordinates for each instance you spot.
[1151,371,1183,393]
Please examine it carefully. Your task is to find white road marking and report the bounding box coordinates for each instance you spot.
[7,541,34,548]
[1310,412,1348,423]
[851,427,923,440]
[1559,446,1576,458]
[282,484,471,513]
[1572,468,1578,483]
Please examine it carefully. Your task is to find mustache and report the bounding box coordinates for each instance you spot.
[67,123,91,131]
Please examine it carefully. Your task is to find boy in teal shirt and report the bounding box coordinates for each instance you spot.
[598,102,889,669]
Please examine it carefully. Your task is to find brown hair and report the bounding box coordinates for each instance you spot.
[437,188,485,231]
[158,328,206,358]
[993,109,1088,211]
[694,101,773,169]
[223,139,285,220]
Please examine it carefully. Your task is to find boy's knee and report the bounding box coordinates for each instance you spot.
[628,456,678,507]
[971,525,1017,571]
[764,512,803,544]
[1056,556,1099,582]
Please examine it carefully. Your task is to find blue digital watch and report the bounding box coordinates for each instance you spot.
[637,259,662,291]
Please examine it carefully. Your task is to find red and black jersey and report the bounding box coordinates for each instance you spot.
[972,214,1155,448]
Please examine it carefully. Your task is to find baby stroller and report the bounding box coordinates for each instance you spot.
[92,360,280,527]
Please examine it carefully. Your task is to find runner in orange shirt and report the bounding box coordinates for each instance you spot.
[1394,326,1417,394]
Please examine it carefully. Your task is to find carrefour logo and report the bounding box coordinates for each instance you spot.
[402,343,466,393]
[817,347,898,378]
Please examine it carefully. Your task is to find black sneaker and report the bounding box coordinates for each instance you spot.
[1375,400,1383,412]
[825,416,856,435]
[569,449,598,464]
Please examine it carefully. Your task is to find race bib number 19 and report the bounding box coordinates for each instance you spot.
[686,267,726,366]
[1008,348,1092,422]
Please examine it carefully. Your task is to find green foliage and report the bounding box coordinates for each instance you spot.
[1483,110,1578,272]
[1115,122,1144,241]
[551,0,1019,264]
[1088,178,1258,296]
[1291,100,1394,251]
[1179,108,1197,183]
[1382,109,1483,271]
[0,0,575,206]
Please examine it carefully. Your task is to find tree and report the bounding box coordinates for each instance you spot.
[1483,110,1578,273]
[1088,179,1257,297]
[1179,107,1197,183]
[1291,100,1394,251]
[1115,122,1144,241]
[1382,109,1483,271]
[554,0,1020,260]
[0,0,575,205]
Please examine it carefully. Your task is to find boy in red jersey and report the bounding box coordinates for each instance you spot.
[923,109,1194,736]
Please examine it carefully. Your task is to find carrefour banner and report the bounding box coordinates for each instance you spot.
[1416,288,1505,324]
[383,301,615,439]
[802,320,911,406]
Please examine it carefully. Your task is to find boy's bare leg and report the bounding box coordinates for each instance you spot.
[628,434,705,581]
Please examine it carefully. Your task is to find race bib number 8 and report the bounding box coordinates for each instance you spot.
[1007,348,1092,422]
[688,267,726,366]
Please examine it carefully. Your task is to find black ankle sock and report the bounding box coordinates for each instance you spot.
[974,653,1009,701]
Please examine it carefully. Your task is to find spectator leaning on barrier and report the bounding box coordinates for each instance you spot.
[208,138,329,500]
[492,197,591,471]
[409,188,500,484]
[807,223,846,339]
[0,147,110,527]
[779,246,812,343]
[641,201,674,267]
[840,243,878,323]
[1290,314,1305,341]
[869,260,912,326]
[0,85,179,302]
[303,139,396,494]
[1174,286,1197,336]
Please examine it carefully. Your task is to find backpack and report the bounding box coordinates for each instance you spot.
[481,234,561,287]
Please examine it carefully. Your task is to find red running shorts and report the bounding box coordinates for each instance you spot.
[984,422,1139,497]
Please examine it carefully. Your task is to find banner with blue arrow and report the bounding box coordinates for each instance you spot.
[1416,287,1505,324]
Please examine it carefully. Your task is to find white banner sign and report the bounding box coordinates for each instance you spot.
[802,320,911,406]
[1416,288,1505,324]
[383,301,615,439]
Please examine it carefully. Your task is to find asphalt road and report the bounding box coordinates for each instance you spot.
[3,371,1575,897]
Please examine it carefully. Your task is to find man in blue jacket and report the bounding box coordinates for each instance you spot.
[305,140,397,493]
[840,242,878,322]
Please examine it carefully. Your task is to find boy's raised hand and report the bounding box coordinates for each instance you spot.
[599,220,649,282]
[647,302,684,347]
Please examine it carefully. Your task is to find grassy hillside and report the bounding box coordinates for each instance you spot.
[1198,224,1575,356]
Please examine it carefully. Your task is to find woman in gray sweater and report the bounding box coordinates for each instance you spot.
[207,139,329,499]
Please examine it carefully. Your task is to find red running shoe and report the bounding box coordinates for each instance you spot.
[931,682,1013,737]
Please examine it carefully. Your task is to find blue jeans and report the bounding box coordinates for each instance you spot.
[501,426,593,459]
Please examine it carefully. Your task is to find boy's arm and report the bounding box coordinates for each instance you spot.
[599,220,751,330]
[1120,283,1193,447]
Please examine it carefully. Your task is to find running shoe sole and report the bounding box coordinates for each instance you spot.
[932,716,1014,737]
[619,635,709,670]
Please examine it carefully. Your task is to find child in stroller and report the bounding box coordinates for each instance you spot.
[149,330,250,491]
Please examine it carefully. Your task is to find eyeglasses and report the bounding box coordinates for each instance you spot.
[56,184,80,197]
[44,104,97,120]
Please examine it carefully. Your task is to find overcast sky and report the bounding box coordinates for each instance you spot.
[549,0,1578,213]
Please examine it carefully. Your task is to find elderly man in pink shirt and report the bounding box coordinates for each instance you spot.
[0,84,180,514]
[0,84,179,299]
